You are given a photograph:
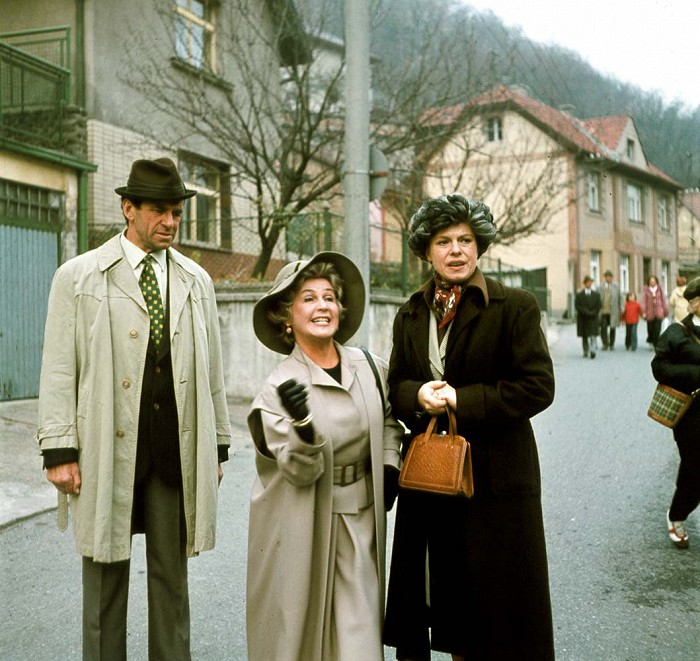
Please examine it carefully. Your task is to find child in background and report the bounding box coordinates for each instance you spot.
[622,292,642,351]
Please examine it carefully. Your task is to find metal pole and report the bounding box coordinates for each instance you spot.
[343,0,370,347]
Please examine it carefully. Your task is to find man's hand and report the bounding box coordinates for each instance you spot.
[46,462,81,495]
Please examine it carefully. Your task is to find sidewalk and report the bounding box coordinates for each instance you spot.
[0,322,563,530]
[0,397,253,529]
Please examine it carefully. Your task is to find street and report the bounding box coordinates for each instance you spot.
[1,323,698,660]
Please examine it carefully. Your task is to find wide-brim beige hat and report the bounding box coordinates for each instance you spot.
[253,251,366,354]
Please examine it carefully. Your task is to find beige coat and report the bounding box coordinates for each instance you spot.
[246,343,402,661]
[37,234,231,562]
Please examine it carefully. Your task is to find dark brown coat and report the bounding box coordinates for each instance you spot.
[383,274,555,660]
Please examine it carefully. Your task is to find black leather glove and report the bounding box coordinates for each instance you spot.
[277,378,314,444]
[277,378,310,421]
[384,465,400,512]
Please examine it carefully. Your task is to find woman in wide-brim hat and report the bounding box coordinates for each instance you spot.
[245,251,403,661]
[382,193,556,661]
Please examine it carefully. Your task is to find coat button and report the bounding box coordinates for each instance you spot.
[153,403,160,411]
[122,380,131,389]
[116,429,125,438]
[129,329,138,338]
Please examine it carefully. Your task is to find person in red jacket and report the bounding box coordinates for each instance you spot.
[621,291,642,351]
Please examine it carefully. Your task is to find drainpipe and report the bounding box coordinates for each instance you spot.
[78,170,88,253]
[76,0,88,253]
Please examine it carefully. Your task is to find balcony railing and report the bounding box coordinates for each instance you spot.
[0,27,80,153]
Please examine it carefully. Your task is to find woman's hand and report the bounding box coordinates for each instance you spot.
[278,378,310,421]
[417,380,456,415]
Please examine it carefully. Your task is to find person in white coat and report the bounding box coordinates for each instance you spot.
[36,158,231,661]
[246,252,403,661]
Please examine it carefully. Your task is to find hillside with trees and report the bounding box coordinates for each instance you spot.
[307,0,700,188]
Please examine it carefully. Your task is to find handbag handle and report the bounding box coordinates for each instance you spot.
[424,406,458,438]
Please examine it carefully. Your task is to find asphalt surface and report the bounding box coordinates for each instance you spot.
[1,322,699,660]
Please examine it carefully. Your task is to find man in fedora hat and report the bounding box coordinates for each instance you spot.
[37,157,231,660]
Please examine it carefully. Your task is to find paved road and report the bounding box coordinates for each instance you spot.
[1,323,698,659]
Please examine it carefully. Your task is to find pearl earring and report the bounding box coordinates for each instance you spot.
[285,324,293,335]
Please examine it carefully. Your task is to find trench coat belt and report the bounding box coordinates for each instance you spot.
[333,456,372,487]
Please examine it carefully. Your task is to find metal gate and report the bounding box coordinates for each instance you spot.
[0,181,62,400]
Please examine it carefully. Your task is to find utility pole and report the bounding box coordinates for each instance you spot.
[343,0,371,346]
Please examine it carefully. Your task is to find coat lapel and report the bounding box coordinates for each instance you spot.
[404,299,433,379]
[167,250,196,334]
[97,234,147,312]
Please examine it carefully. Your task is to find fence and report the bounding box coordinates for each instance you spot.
[87,208,550,310]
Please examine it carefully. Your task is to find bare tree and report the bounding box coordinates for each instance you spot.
[123,0,568,279]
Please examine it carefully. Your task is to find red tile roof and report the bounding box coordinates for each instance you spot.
[423,85,679,187]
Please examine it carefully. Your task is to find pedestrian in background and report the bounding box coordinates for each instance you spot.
[246,252,403,661]
[575,275,602,358]
[383,194,555,661]
[641,275,669,347]
[651,276,700,549]
[621,291,642,351]
[599,269,622,350]
[669,275,690,323]
[36,158,232,661]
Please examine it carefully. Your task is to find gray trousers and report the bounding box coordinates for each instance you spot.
[82,473,190,661]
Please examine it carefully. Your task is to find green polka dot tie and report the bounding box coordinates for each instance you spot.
[139,255,165,348]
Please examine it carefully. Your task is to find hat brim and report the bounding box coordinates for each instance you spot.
[114,186,197,200]
[253,252,366,354]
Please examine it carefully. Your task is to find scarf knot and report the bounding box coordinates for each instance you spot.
[432,275,462,329]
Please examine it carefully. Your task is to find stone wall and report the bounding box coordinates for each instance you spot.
[216,288,405,401]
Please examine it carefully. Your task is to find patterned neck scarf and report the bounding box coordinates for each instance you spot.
[432,274,462,329]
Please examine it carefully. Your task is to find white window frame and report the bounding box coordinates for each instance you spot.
[619,254,629,293]
[174,0,215,71]
[587,172,600,212]
[627,184,642,222]
[661,261,670,296]
[658,195,669,231]
[485,116,503,142]
[590,250,601,285]
[179,156,222,247]
[626,139,635,159]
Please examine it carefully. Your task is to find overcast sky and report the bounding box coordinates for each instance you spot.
[464,0,700,110]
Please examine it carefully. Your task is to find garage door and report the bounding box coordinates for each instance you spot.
[0,180,62,400]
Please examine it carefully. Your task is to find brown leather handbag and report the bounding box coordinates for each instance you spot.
[399,407,474,497]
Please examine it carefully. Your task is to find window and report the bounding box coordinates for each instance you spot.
[179,155,225,246]
[661,261,670,296]
[627,184,642,222]
[587,172,600,212]
[0,178,64,227]
[626,139,635,159]
[619,254,629,293]
[175,0,215,70]
[485,116,503,142]
[658,196,669,231]
[590,250,601,284]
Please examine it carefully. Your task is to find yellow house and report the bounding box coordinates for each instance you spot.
[416,86,682,318]
[679,190,700,279]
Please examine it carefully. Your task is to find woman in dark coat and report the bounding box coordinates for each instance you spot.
[383,194,556,661]
[651,276,700,549]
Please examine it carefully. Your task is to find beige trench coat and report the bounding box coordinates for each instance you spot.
[36,234,231,562]
[246,343,402,661]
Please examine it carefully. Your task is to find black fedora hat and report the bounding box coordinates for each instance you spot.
[114,157,196,201]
